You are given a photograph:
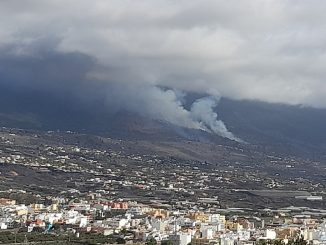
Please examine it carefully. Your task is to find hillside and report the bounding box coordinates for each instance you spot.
[0,87,326,159]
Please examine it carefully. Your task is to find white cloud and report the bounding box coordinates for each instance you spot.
[1,0,326,107]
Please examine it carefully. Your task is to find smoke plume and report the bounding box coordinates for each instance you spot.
[0,41,241,142]
[104,84,242,141]
[190,96,242,142]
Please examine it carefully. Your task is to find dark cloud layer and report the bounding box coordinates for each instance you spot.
[0,0,325,106]
[0,42,241,140]
[1,0,326,139]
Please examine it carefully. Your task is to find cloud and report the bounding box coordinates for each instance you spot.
[0,0,326,138]
[1,0,326,107]
[0,42,243,140]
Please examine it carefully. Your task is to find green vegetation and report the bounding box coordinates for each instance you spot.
[258,236,308,245]
[0,231,122,245]
[0,231,70,243]
[146,237,158,245]
[161,240,173,245]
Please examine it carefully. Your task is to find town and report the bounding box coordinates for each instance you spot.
[1,0,326,244]
[0,127,324,244]
[0,195,326,244]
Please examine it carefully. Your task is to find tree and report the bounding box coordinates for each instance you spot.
[161,240,173,245]
[146,237,158,245]
[289,235,307,245]
[116,237,126,244]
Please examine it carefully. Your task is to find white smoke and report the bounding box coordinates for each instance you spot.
[106,84,242,142]
[190,96,242,142]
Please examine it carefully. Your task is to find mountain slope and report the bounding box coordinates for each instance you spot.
[218,98,326,156]
[0,86,326,158]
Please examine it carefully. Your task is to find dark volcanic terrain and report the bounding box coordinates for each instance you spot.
[0,127,324,210]
[1,86,326,159]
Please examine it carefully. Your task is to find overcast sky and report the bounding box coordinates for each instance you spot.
[1,0,326,108]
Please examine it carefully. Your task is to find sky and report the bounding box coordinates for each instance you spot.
[0,0,326,138]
